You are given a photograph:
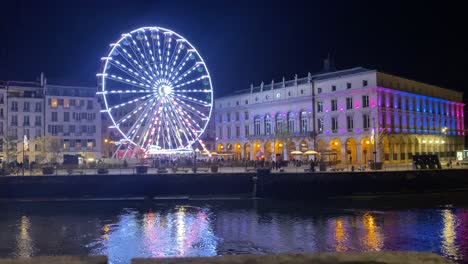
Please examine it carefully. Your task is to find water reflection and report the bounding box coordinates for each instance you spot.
[0,200,467,264]
[441,209,459,260]
[15,216,33,257]
[362,213,382,251]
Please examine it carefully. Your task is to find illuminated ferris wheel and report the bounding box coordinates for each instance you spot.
[97,27,213,155]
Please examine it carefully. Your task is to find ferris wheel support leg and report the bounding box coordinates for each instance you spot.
[112,144,124,159]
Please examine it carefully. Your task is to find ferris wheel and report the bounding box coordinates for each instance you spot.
[97,27,213,156]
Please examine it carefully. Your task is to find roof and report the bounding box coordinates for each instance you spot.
[223,67,374,98]
[45,84,97,98]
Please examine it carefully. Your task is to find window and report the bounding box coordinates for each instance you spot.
[254,117,261,135]
[0,108,3,118]
[218,127,223,138]
[0,94,3,104]
[244,111,249,120]
[346,82,352,89]
[236,126,240,138]
[346,116,353,131]
[300,89,304,94]
[23,116,30,126]
[287,113,295,133]
[75,99,81,107]
[227,113,231,122]
[236,101,239,106]
[264,115,272,135]
[275,114,284,133]
[69,125,75,133]
[75,139,82,149]
[218,114,222,122]
[346,97,353,110]
[363,80,368,87]
[11,101,18,112]
[227,126,231,138]
[81,125,87,133]
[64,99,70,108]
[51,98,58,108]
[288,91,291,96]
[317,102,323,113]
[317,118,324,134]
[331,117,338,132]
[363,114,370,130]
[235,112,240,121]
[87,139,94,149]
[331,99,338,111]
[48,125,58,135]
[255,97,258,102]
[332,85,336,91]
[35,116,41,126]
[35,102,42,112]
[24,102,30,112]
[244,125,249,136]
[317,88,322,94]
[35,128,41,138]
[87,100,93,110]
[362,95,369,108]
[64,112,70,122]
[11,115,18,126]
[52,112,58,122]
[245,100,248,105]
[300,111,308,133]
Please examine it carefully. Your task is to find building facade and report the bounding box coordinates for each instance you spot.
[0,77,101,164]
[213,67,465,164]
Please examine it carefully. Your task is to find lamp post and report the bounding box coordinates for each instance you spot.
[441,127,448,158]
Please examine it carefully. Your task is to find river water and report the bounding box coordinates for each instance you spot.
[1,198,467,263]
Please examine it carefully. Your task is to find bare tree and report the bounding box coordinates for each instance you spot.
[2,136,18,165]
[35,136,62,165]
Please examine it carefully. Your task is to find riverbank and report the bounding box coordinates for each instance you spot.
[0,169,467,199]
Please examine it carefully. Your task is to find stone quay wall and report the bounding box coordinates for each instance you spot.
[0,169,467,199]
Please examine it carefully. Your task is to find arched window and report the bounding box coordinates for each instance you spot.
[275,114,284,133]
[287,112,295,133]
[264,115,272,135]
[300,111,308,133]
[254,116,261,135]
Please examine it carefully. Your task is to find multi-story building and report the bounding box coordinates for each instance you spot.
[44,84,101,161]
[0,76,101,164]
[213,65,465,165]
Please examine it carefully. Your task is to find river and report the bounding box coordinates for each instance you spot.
[1,197,467,263]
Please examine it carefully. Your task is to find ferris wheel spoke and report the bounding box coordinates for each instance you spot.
[173,89,211,93]
[172,97,208,120]
[114,97,157,127]
[172,93,211,107]
[171,62,204,84]
[105,71,152,90]
[106,94,153,111]
[166,39,184,79]
[116,45,154,82]
[126,99,160,143]
[168,99,204,134]
[108,59,152,86]
[165,101,197,145]
[173,75,209,87]
[169,52,192,81]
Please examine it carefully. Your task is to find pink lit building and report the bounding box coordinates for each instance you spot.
[213,66,464,165]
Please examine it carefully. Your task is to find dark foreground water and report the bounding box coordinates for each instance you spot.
[1,198,468,264]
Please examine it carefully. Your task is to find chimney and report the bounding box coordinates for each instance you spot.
[40,72,44,86]
[323,54,335,72]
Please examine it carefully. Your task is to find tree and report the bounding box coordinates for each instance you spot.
[2,136,18,165]
[35,136,62,165]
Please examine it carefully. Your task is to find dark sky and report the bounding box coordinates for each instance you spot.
[1,0,467,100]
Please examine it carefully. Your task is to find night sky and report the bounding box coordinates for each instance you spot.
[1,0,467,101]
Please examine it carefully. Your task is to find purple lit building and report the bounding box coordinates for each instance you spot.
[213,64,464,164]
